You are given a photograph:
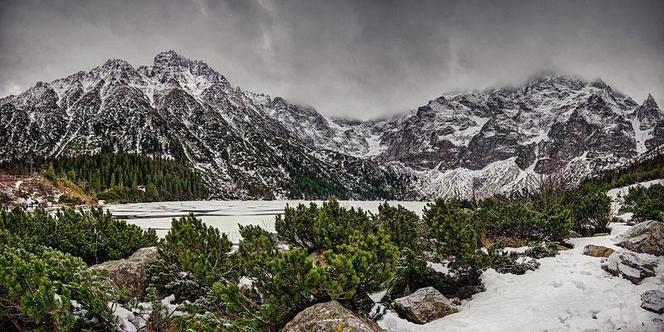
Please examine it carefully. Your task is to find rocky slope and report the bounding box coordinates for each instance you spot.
[1,51,663,199]
[0,51,411,199]
[271,76,664,198]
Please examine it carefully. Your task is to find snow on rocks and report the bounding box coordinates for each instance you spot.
[112,294,182,332]
[601,251,658,285]
[641,290,664,314]
[113,304,138,332]
[617,220,664,256]
[391,287,458,324]
[582,244,615,257]
[282,300,382,332]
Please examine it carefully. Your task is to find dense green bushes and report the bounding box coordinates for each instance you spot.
[623,183,664,222]
[147,201,438,330]
[212,225,327,330]
[0,207,158,265]
[561,186,611,236]
[474,200,572,241]
[0,236,116,331]
[148,214,235,302]
[275,200,377,252]
[0,208,161,331]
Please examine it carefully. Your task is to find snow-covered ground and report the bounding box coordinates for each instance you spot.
[379,223,663,331]
[379,181,664,332]
[105,200,428,242]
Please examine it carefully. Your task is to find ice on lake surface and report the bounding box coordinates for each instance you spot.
[105,200,428,242]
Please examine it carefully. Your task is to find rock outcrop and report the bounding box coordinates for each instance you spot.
[282,301,382,332]
[582,244,615,258]
[617,220,664,256]
[91,247,159,299]
[601,251,657,285]
[641,290,664,314]
[391,287,458,324]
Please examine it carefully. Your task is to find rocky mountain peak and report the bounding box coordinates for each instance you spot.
[634,93,663,134]
[101,58,134,70]
[149,50,230,89]
[644,93,659,109]
[153,50,186,67]
[525,74,586,92]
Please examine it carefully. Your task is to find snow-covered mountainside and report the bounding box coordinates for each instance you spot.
[1,51,663,199]
[270,76,664,198]
[0,51,411,199]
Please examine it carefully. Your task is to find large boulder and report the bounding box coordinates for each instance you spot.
[282,301,382,332]
[91,247,159,299]
[582,244,615,257]
[601,251,657,285]
[641,290,664,314]
[391,287,458,324]
[617,220,664,256]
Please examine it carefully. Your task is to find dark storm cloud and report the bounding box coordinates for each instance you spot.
[1,0,663,119]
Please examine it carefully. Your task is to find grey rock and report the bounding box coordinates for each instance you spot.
[282,300,383,332]
[601,251,657,285]
[617,220,664,256]
[641,290,664,314]
[91,247,159,299]
[391,287,458,324]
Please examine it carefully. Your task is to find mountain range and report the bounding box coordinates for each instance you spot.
[1,51,662,199]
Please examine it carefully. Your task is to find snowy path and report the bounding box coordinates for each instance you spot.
[380,224,663,331]
[380,182,664,332]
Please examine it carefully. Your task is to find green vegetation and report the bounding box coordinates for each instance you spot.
[586,153,664,189]
[0,207,158,265]
[0,153,209,204]
[50,152,208,203]
[149,214,235,302]
[623,183,664,222]
[0,241,116,331]
[562,185,611,236]
[288,168,345,199]
[156,197,574,330]
[0,207,156,331]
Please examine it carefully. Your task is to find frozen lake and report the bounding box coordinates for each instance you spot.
[105,200,428,242]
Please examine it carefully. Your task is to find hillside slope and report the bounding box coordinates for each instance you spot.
[0,51,412,199]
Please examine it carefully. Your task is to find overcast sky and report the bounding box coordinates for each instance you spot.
[1,0,663,119]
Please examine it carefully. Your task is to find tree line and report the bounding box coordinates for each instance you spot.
[48,153,208,203]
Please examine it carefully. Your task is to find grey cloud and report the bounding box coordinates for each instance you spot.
[1,0,663,119]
